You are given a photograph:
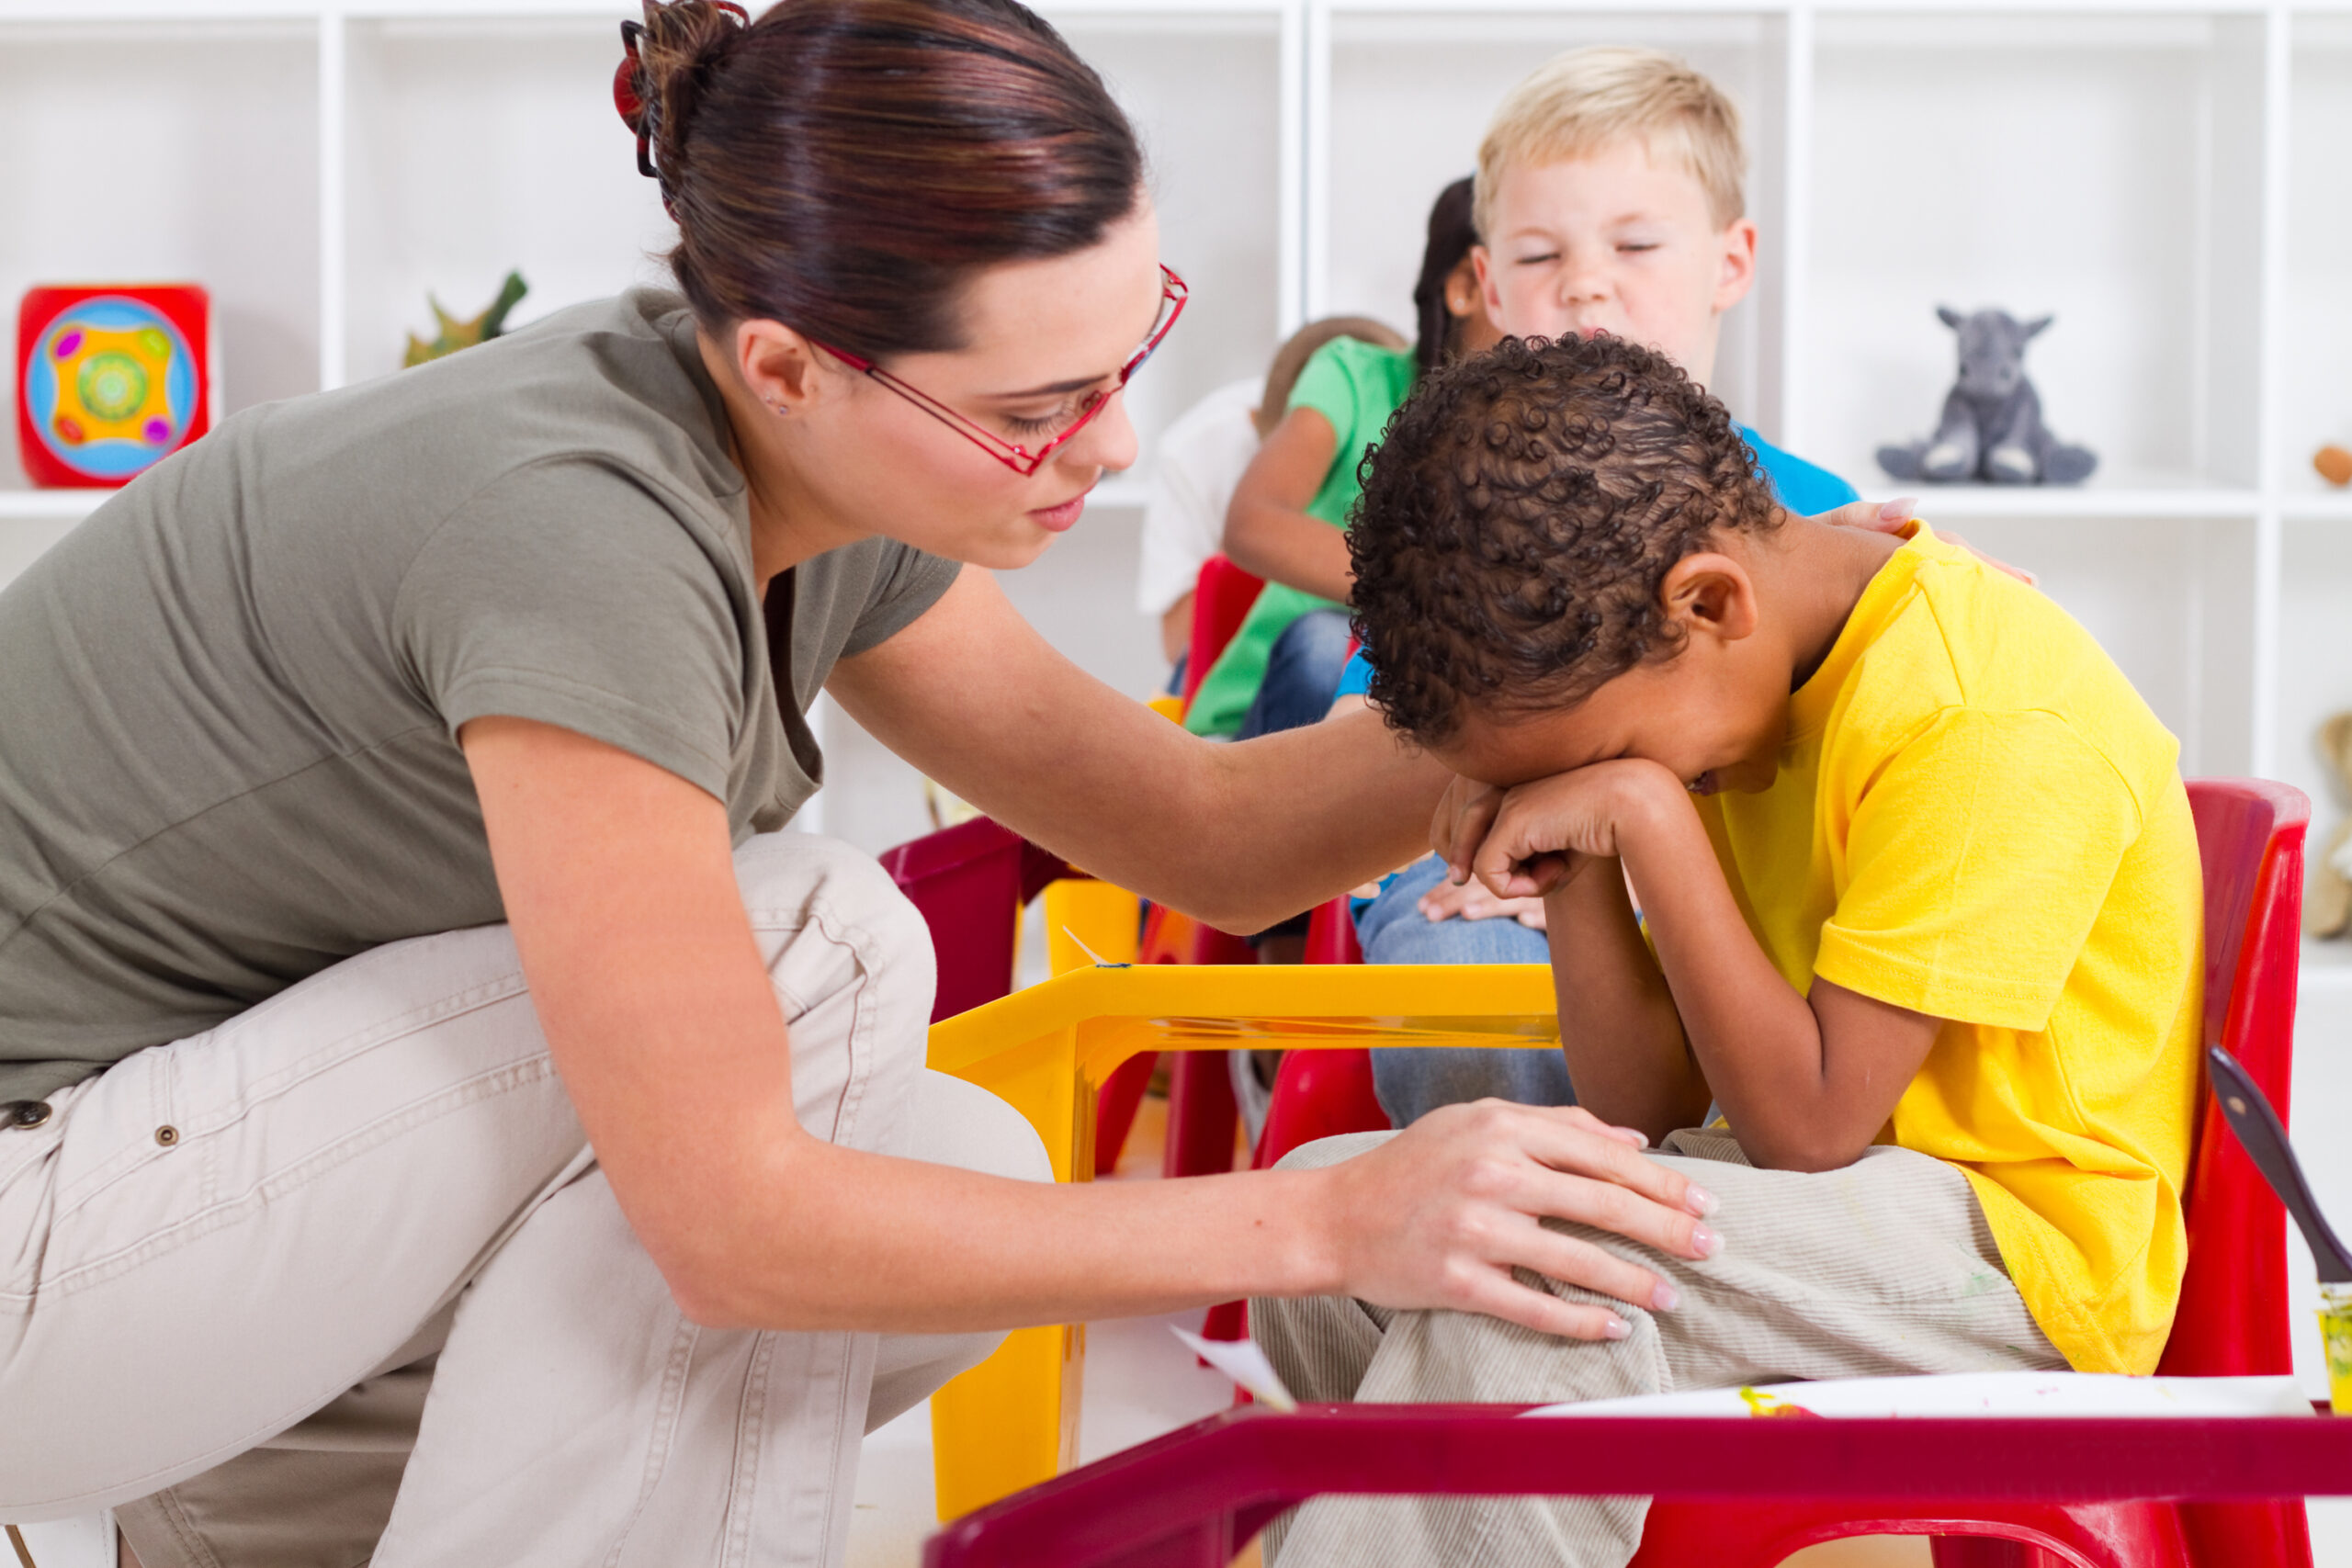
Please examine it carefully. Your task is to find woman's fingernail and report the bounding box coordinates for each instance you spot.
[1685,1185,1719,1217]
[1883,496,1917,522]
[1603,1314,1632,1340]
[1651,1281,1681,1312]
[1691,1224,1723,1258]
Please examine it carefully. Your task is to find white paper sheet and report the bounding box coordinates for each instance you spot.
[1171,1325,1299,1412]
[1523,1371,2310,1420]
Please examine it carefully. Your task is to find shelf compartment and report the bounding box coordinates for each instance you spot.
[1056,11,1284,468]
[2280,15,2352,497]
[1903,485,2260,520]
[2276,519,2352,936]
[340,16,674,390]
[0,18,322,489]
[1806,9,2269,497]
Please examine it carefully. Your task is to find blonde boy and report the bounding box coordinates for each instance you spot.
[1472,48,1783,462]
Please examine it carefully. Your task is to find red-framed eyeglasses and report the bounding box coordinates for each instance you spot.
[812,265,1189,478]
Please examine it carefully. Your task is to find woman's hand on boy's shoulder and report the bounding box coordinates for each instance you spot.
[1312,1100,1722,1340]
[1820,496,2036,585]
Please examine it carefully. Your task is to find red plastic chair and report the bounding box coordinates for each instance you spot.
[884,818,1175,1178]
[925,779,2320,1568]
[878,816,1071,1023]
[1178,553,1267,710]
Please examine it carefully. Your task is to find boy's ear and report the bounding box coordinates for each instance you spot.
[1712,219,1758,314]
[1660,551,1759,646]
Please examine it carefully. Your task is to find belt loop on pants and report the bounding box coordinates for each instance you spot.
[4,1101,51,1131]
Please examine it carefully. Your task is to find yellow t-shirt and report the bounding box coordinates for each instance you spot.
[1696,524,2202,1374]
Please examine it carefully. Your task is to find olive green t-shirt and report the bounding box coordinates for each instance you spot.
[0,289,959,1104]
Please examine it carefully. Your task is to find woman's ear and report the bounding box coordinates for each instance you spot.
[733,318,834,415]
[1659,551,1758,646]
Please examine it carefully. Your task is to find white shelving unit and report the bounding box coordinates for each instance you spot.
[4,2,2352,1554]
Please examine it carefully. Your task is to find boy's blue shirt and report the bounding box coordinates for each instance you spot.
[1333,428,1859,699]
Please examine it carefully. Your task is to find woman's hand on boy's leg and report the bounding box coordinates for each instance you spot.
[1818,495,2036,585]
[1314,1100,1722,1340]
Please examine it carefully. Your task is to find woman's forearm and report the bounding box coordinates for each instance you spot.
[677,1143,1342,1332]
[831,571,1442,932]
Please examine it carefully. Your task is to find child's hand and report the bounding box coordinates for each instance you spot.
[1418,874,1549,930]
[1471,761,1685,899]
[1430,773,1507,885]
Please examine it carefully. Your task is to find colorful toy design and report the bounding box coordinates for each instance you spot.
[16,285,213,489]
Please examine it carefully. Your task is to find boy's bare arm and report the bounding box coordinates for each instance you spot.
[1540,856,1711,1142]
[1471,761,1943,1171]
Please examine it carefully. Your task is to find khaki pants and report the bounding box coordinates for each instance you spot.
[1253,1128,2066,1568]
[0,833,1046,1568]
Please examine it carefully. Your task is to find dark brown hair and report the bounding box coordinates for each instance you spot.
[627,0,1145,359]
[1349,333,1782,744]
[1410,176,1479,377]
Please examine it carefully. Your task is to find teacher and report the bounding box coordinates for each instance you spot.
[0,2,1717,1563]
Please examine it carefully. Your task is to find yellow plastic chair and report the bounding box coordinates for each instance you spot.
[923,962,1557,1518]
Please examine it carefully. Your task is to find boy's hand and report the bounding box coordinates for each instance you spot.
[1470,760,1684,899]
[1431,773,1506,884]
[1318,1100,1722,1340]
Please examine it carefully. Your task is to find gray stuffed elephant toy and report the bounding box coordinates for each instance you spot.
[1878,308,2098,486]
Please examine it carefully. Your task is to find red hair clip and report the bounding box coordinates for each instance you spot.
[615,4,752,204]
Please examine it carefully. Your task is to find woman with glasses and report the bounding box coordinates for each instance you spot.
[0,3,1719,1563]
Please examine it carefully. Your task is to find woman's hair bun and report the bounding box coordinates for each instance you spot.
[622,1,751,199]
[633,0,1144,363]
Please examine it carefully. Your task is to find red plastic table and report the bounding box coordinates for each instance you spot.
[921,1403,2352,1568]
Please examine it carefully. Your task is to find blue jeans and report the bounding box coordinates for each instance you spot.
[1236,609,1353,741]
[1354,855,1574,1127]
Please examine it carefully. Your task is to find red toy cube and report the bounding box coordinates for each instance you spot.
[17,284,213,489]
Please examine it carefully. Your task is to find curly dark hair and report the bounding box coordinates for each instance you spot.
[1348,333,1784,745]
